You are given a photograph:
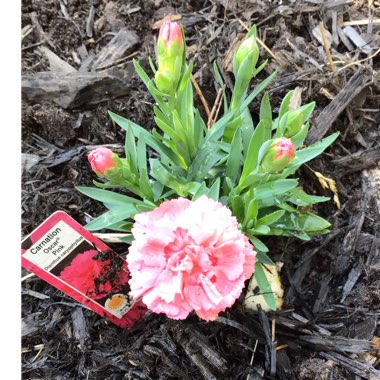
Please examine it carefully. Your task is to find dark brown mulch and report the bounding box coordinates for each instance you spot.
[21,0,380,379]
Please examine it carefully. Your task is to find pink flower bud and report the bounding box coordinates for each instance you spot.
[88,147,119,176]
[262,138,295,173]
[155,21,184,93]
[158,21,183,51]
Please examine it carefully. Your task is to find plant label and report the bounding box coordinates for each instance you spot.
[21,211,146,328]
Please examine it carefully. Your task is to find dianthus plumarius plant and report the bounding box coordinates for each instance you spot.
[77,22,338,319]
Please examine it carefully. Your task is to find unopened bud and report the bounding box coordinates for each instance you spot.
[155,21,184,93]
[233,35,259,79]
[88,147,121,177]
[262,138,295,173]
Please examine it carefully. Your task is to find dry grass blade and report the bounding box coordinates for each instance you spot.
[207,88,223,129]
[191,74,211,119]
[310,167,341,208]
[320,21,336,72]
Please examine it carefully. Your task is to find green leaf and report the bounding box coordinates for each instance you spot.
[241,108,254,157]
[139,168,154,201]
[240,120,266,182]
[243,195,258,228]
[247,24,257,38]
[154,115,190,164]
[278,90,293,119]
[254,179,299,200]
[193,109,206,149]
[291,122,310,149]
[284,132,339,175]
[132,59,169,112]
[106,221,133,232]
[272,211,331,234]
[85,204,137,231]
[259,92,272,140]
[119,235,135,244]
[207,177,220,201]
[213,60,225,88]
[256,210,285,227]
[240,71,277,112]
[152,181,164,202]
[226,129,242,185]
[187,142,224,181]
[256,251,275,266]
[76,186,144,206]
[231,195,245,222]
[124,120,138,175]
[289,187,330,206]
[300,101,316,123]
[251,225,271,235]
[249,236,269,253]
[109,111,185,168]
[254,262,277,311]
[150,159,189,196]
[192,182,208,201]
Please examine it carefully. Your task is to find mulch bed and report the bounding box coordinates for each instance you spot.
[21,0,380,379]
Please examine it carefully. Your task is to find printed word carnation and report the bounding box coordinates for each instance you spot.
[127,196,256,321]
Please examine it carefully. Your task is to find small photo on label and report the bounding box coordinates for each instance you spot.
[105,294,132,318]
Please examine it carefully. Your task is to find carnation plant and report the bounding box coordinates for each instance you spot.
[77,22,338,318]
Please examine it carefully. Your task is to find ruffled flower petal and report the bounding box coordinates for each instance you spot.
[127,196,256,321]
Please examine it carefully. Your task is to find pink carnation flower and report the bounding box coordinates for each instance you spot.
[59,249,129,300]
[127,196,256,321]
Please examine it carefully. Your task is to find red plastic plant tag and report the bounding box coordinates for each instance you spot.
[21,211,146,328]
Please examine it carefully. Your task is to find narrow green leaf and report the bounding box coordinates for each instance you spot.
[231,195,245,222]
[85,205,137,231]
[193,109,206,149]
[109,111,185,168]
[119,235,134,244]
[150,159,189,196]
[247,24,257,38]
[251,225,271,235]
[272,211,331,234]
[187,142,224,182]
[243,195,258,228]
[152,181,164,202]
[240,120,266,182]
[226,129,242,185]
[278,90,293,119]
[254,179,298,200]
[300,101,316,123]
[76,186,144,206]
[249,236,269,253]
[106,221,133,232]
[256,251,275,265]
[240,71,277,111]
[256,210,285,227]
[207,177,220,201]
[254,262,277,311]
[125,120,138,176]
[192,182,208,201]
[240,108,254,157]
[291,122,310,149]
[289,187,330,206]
[259,92,272,140]
[284,132,339,174]
[132,59,169,112]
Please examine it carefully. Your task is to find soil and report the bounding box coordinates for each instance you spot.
[21,0,380,379]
